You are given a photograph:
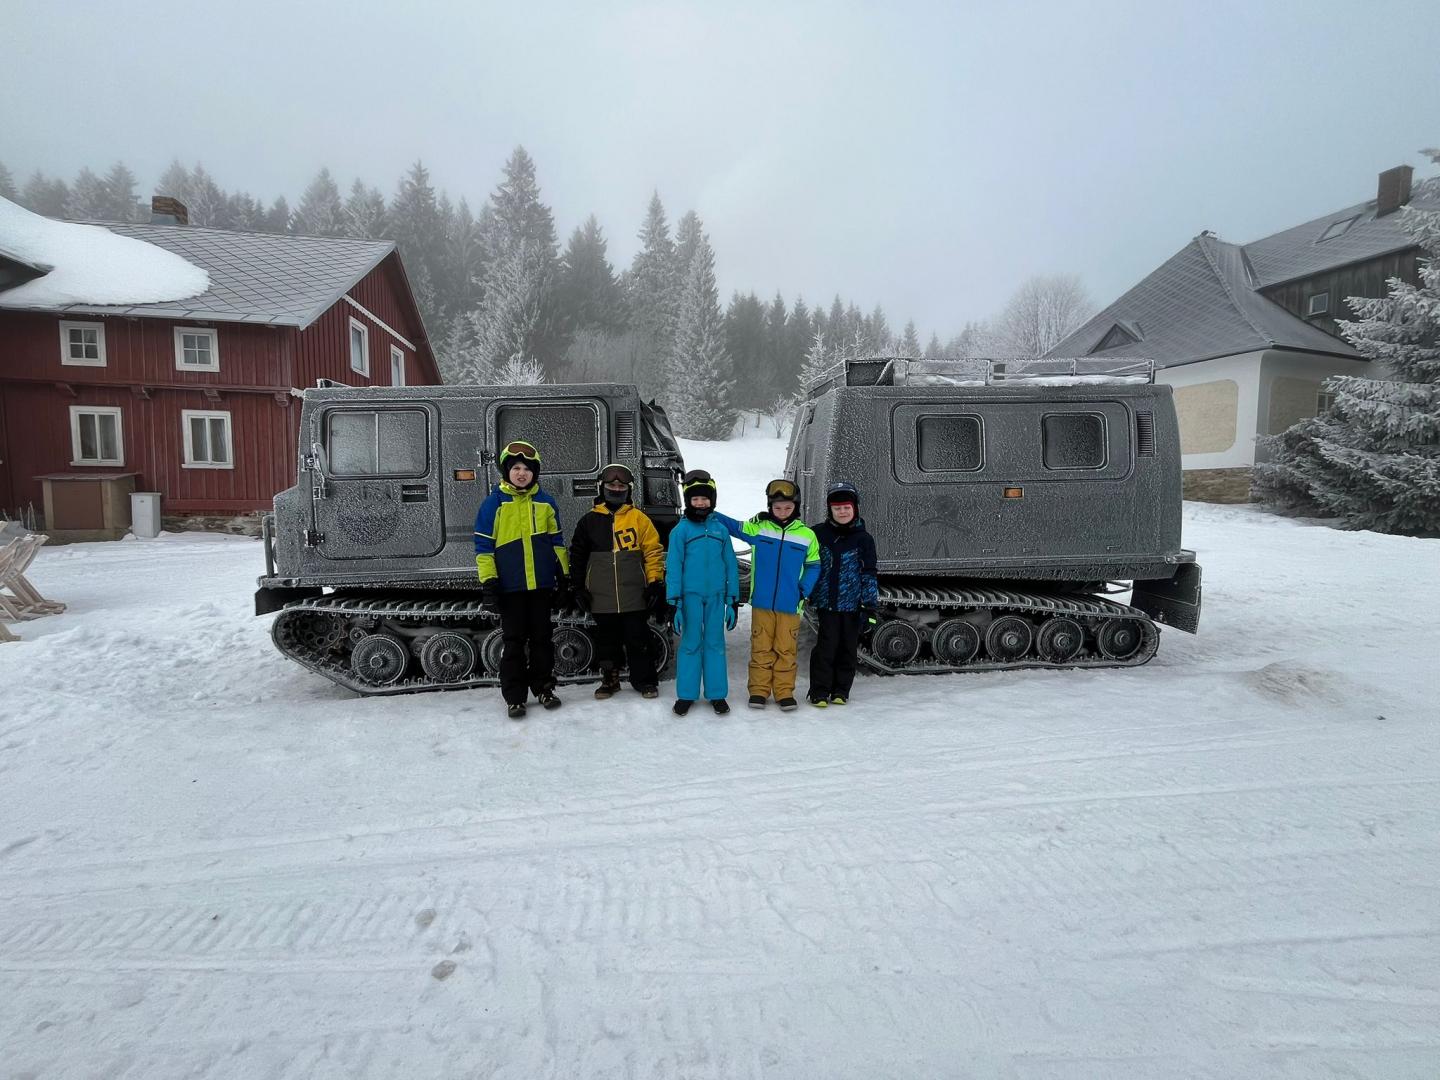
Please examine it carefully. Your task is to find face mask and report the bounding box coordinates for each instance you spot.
[603,487,628,506]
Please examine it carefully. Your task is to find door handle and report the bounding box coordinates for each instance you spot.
[401,484,429,503]
[572,478,598,496]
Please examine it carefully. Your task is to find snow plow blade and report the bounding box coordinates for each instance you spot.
[1130,562,1202,634]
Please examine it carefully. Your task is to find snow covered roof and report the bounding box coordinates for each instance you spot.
[1048,234,1359,369]
[0,198,397,329]
[0,197,209,311]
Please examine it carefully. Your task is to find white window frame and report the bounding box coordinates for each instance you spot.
[181,409,235,470]
[1306,292,1330,317]
[1317,390,1337,413]
[390,345,406,386]
[349,317,370,377]
[59,320,107,367]
[173,326,221,372]
[69,405,125,466]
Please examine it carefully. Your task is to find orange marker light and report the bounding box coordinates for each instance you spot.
[453,469,477,481]
[1003,487,1024,499]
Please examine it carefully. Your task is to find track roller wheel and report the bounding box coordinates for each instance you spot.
[1035,617,1084,664]
[480,628,506,673]
[1096,617,1144,660]
[985,616,1033,662]
[552,626,595,677]
[419,632,478,683]
[871,619,922,666]
[350,633,409,686]
[930,618,981,665]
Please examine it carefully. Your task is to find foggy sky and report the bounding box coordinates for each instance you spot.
[5,0,1439,339]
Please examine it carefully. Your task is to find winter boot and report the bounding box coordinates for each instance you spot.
[747,695,767,710]
[673,699,694,716]
[594,669,622,700]
[807,693,829,708]
[507,703,527,720]
[536,690,562,710]
[711,699,730,715]
[829,694,847,706]
[639,686,659,699]
[777,697,799,712]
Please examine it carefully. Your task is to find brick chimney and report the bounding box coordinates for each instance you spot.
[1376,165,1413,217]
[150,195,189,225]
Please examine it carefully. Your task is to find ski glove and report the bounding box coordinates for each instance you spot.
[551,574,572,612]
[574,587,592,613]
[724,601,739,631]
[481,579,502,615]
[645,580,667,615]
[670,605,684,636]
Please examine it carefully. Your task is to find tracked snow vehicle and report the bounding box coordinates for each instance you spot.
[786,357,1201,674]
[255,382,685,695]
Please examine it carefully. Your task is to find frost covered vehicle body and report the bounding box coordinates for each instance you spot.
[787,358,1202,673]
[256,382,685,694]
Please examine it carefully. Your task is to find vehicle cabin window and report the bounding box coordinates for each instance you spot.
[1042,413,1107,470]
[326,409,427,477]
[496,404,598,474]
[917,415,983,472]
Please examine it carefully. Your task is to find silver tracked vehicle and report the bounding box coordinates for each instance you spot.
[255,382,685,695]
[785,357,1202,674]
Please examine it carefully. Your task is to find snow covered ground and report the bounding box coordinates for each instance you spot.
[2,430,1438,1079]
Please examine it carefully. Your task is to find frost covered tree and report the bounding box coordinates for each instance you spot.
[437,310,488,385]
[387,161,442,328]
[557,215,625,338]
[496,355,547,385]
[228,192,266,231]
[101,163,139,221]
[21,172,69,217]
[264,195,292,233]
[294,168,346,236]
[992,273,1094,356]
[665,232,737,439]
[0,162,16,202]
[343,179,387,239]
[674,210,703,281]
[1256,154,1440,536]
[900,319,922,356]
[624,192,681,399]
[66,168,108,219]
[924,331,944,359]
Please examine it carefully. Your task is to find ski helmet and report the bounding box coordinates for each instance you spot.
[498,439,541,484]
[826,481,860,509]
[599,462,634,506]
[681,469,717,510]
[765,478,800,505]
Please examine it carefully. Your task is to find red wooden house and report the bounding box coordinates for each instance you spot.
[0,205,440,532]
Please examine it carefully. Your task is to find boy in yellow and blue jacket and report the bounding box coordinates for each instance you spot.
[474,439,570,719]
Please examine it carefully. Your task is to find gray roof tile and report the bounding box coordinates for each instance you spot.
[7,222,396,329]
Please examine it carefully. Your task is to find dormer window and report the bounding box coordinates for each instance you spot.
[1318,215,1359,242]
[1090,322,1140,354]
[1306,292,1330,317]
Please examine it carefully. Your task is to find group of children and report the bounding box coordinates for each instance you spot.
[473,439,878,719]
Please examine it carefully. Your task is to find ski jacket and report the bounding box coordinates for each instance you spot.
[809,518,879,612]
[714,511,819,614]
[474,481,570,592]
[665,514,740,603]
[570,500,664,615]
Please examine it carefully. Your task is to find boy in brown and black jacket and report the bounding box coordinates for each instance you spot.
[569,463,667,698]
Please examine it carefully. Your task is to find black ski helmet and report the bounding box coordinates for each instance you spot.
[826,481,860,516]
[681,469,717,511]
[765,478,801,506]
[498,439,541,484]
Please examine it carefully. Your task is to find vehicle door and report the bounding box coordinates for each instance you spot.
[486,396,606,534]
[310,401,445,559]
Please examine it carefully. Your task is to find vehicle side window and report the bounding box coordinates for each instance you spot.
[917,415,983,472]
[1042,413,1107,470]
[327,409,427,477]
[497,404,599,473]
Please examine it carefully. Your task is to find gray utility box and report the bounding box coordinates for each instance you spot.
[130,492,162,538]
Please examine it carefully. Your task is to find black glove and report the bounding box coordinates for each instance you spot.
[574,587,592,613]
[860,605,879,642]
[481,579,502,614]
[551,574,572,611]
[645,581,666,615]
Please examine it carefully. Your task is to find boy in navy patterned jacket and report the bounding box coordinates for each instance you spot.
[806,482,878,707]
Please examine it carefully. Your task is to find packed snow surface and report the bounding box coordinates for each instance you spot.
[2,430,1438,1078]
[0,196,208,309]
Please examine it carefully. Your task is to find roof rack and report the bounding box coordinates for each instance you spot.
[805,356,1155,397]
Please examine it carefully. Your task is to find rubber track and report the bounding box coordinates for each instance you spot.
[271,595,652,697]
[854,582,1159,675]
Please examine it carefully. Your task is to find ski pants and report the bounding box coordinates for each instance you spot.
[675,593,728,702]
[498,588,555,706]
[749,608,800,700]
[593,610,658,689]
[810,609,862,699]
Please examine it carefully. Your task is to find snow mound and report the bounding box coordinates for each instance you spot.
[0,197,209,309]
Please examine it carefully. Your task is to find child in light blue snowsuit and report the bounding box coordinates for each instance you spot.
[665,470,740,716]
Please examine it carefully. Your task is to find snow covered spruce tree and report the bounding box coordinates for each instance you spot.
[624,193,681,401]
[294,168,346,236]
[664,230,738,439]
[1256,154,1440,536]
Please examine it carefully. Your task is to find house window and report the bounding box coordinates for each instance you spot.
[391,345,406,386]
[59,320,106,366]
[1305,292,1330,317]
[69,406,124,465]
[349,318,369,376]
[174,327,220,371]
[1318,215,1359,242]
[181,410,234,469]
[1317,390,1337,413]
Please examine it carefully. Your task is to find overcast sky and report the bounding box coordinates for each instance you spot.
[4,0,1439,338]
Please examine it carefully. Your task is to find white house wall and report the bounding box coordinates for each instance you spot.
[1254,350,1371,462]
[1156,351,1264,470]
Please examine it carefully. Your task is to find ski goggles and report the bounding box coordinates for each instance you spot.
[765,479,799,500]
[681,470,717,495]
[600,463,635,486]
[500,440,540,462]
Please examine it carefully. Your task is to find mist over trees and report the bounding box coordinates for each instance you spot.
[2,153,1096,438]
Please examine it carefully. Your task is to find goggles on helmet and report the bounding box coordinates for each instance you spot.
[600,463,634,486]
[500,440,540,462]
[682,469,715,492]
[765,479,798,501]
